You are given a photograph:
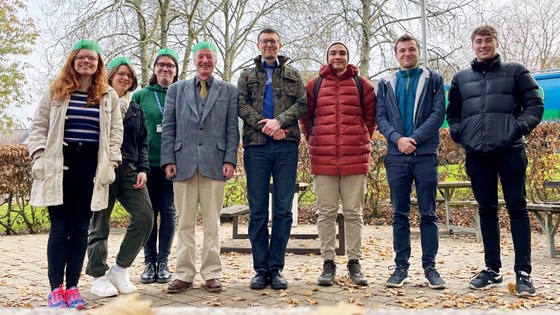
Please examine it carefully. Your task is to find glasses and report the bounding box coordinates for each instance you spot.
[115,71,134,80]
[259,39,279,46]
[156,62,176,70]
[75,55,98,62]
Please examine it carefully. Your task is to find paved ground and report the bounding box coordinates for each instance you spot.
[1,224,559,314]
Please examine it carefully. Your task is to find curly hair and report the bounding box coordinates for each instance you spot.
[50,49,108,106]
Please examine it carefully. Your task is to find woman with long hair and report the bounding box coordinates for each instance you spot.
[86,56,154,297]
[27,39,123,309]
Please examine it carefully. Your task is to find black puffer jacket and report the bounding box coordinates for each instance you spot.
[446,54,543,153]
[121,101,150,174]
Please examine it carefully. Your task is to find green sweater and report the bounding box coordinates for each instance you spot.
[132,84,167,166]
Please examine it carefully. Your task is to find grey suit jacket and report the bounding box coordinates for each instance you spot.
[160,78,240,181]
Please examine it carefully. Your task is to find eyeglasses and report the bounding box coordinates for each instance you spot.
[259,39,279,46]
[115,71,134,79]
[75,55,98,62]
[156,62,176,70]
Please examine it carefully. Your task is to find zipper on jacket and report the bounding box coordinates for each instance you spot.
[481,71,487,150]
[336,78,341,176]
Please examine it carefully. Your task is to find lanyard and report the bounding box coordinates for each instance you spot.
[152,91,164,116]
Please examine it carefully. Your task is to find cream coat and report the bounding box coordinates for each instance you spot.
[27,88,123,211]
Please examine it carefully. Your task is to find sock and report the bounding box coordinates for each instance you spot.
[111,263,125,273]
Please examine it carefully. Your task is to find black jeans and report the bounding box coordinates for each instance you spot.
[143,166,176,264]
[47,142,97,290]
[466,148,531,274]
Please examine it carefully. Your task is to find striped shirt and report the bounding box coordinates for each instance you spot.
[63,92,100,143]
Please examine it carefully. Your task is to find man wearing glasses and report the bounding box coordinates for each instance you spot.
[238,28,307,290]
[132,48,180,285]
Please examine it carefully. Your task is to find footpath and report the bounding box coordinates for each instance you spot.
[0,224,559,314]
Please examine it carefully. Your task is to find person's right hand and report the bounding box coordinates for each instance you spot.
[165,164,177,178]
[396,137,417,154]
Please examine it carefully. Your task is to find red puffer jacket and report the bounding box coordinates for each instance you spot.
[301,64,376,176]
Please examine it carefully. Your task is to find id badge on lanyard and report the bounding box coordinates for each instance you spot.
[153,91,164,133]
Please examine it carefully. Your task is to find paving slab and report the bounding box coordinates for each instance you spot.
[0,224,559,313]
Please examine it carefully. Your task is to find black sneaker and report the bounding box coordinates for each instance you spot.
[469,268,502,290]
[386,266,409,288]
[347,259,368,286]
[425,267,446,289]
[515,271,536,297]
[317,260,336,286]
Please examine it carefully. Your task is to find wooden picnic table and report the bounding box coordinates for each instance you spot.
[436,181,480,238]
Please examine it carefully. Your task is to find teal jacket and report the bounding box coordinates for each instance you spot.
[132,84,167,166]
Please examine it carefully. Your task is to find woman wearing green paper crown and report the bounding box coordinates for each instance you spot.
[27,39,123,309]
[86,56,154,298]
[132,47,180,284]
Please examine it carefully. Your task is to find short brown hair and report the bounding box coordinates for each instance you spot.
[258,28,281,43]
[471,24,498,42]
[394,34,421,53]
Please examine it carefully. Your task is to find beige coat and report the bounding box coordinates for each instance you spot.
[27,88,123,211]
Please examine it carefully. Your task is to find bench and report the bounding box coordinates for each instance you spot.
[527,203,560,258]
[220,205,250,239]
[220,204,346,255]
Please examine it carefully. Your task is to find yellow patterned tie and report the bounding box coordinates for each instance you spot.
[200,80,207,99]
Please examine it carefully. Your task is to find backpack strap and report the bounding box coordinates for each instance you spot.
[306,76,323,140]
[307,74,364,140]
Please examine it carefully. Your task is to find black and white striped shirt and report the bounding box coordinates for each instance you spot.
[63,92,100,143]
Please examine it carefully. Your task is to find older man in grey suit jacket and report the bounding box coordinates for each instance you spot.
[160,41,239,294]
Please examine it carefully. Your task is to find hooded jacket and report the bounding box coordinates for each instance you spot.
[376,67,445,156]
[446,54,544,153]
[132,83,168,166]
[301,64,376,176]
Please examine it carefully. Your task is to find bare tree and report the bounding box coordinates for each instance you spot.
[491,0,560,70]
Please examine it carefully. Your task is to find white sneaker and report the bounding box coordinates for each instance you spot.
[107,267,137,294]
[91,275,118,297]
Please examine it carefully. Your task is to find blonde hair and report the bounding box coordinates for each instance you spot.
[50,49,108,106]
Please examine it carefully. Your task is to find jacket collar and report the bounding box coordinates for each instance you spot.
[471,53,501,73]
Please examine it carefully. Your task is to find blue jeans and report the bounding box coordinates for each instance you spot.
[244,139,299,274]
[385,154,439,270]
[143,166,176,264]
[466,148,531,274]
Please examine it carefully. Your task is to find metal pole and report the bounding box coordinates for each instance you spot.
[421,0,428,67]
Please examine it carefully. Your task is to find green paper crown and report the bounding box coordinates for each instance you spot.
[192,41,217,54]
[72,39,102,54]
[156,48,179,61]
[108,56,133,71]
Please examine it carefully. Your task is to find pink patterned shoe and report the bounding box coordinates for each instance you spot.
[47,285,67,308]
[65,286,87,310]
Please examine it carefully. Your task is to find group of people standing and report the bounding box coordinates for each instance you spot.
[27,23,543,310]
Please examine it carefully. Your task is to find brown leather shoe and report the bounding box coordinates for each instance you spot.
[204,278,223,293]
[167,279,192,294]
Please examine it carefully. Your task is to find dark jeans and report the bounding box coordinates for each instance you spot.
[466,148,531,274]
[47,142,97,290]
[87,161,154,277]
[143,166,176,264]
[384,154,439,270]
[244,139,299,274]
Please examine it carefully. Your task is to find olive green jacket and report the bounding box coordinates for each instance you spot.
[237,55,307,147]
